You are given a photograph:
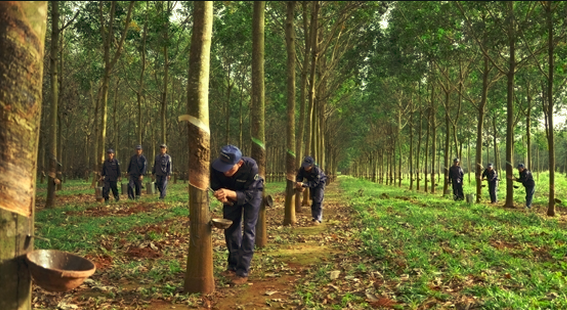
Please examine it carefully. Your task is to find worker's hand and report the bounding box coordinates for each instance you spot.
[167,175,171,180]
[295,182,304,189]
[139,175,144,181]
[118,177,122,182]
[214,188,236,202]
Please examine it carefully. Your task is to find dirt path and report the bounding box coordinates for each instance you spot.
[151,179,351,310]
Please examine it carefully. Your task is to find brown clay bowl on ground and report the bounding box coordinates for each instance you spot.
[211,218,233,229]
[26,249,96,292]
[265,195,274,207]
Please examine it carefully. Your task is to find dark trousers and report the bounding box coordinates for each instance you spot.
[103,180,119,201]
[156,175,168,199]
[488,181,498,203]
[223,193,262,277]
[525,185,535,208]
[128,176,142,199]
[310,184,325,222]
[452,181,464,201]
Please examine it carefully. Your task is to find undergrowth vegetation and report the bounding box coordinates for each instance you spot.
[340,175,567,309]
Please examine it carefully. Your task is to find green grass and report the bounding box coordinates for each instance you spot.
[340,174,567,309]
[359,170,567,207]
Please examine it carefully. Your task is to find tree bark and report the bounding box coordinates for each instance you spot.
[442,89,450,197]
[0,2,48,309]
[161,1,171,145]
[475,57,489,203]
[283,1,297,226]
[295,1,310,213]
[504,1,516,208]
[183,1,214,295]
[545,1,555,216]
[46,1,60,208]
[137,4,148,145]
[251,1,267,248]
[430,83,436,194]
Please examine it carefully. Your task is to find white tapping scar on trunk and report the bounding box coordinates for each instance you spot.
[178,114,210,135]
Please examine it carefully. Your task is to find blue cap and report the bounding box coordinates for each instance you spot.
[487,163,493,168]
[136,145,143,150]
[160,144,167,148]
[517,163,525,169]
[453,158,460,163]
[212,145,242,173]
[107,148,115,154]
[302,156,315,168]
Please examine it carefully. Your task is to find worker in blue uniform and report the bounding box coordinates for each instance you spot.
[448,158,464,201]
[481,163,498,203]
[513,163,535,209]
[152,144,172,199]
[127,145,147,200]
[210,145,263,285]
[101,148,121,203]
[295,156,327,225]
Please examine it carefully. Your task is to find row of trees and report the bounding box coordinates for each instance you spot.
[350,1,567,216]
[38,1,387,209]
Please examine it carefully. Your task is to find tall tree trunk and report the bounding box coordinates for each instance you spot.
[295,1,310,213]
[137,5,148,146]
[492,117,498,169]
[251,1,267,247]
[0,2,48,309]
[430,84,436,194]
[526,81,532,170]
[504,1,516,208]
[283,1,296,226]
[442,90,450,197]
[545,1,555,216]
[98,1,134,174]
[475,57,489,203]
[224,79,233,145]
[239,80,244,148]
[161,1,170,145]
[409,105,414,190]
[424,101,430,193]
[303,0,319,207]
[46,1,59,208]
[183,1,214,294]
[416,107,422,191]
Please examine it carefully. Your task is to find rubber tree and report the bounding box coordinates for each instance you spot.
[457,1,535,207]
[95,1,134,175]
[283,1,297,226]
[183,0,214,294]
[295,1,310,213]
[0,2,48,309]
[252,1,267,248]
[137,2,149,145]
[46,1,60,208]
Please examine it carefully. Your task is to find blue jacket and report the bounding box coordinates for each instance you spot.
[516,169,535,188]
[152,153,172,176]
[101,158,121,182]
[127,154,147,176]
[448,165,464,184]
[482,168,498,183]
[210,157,264,206]
[296,166,327,188]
